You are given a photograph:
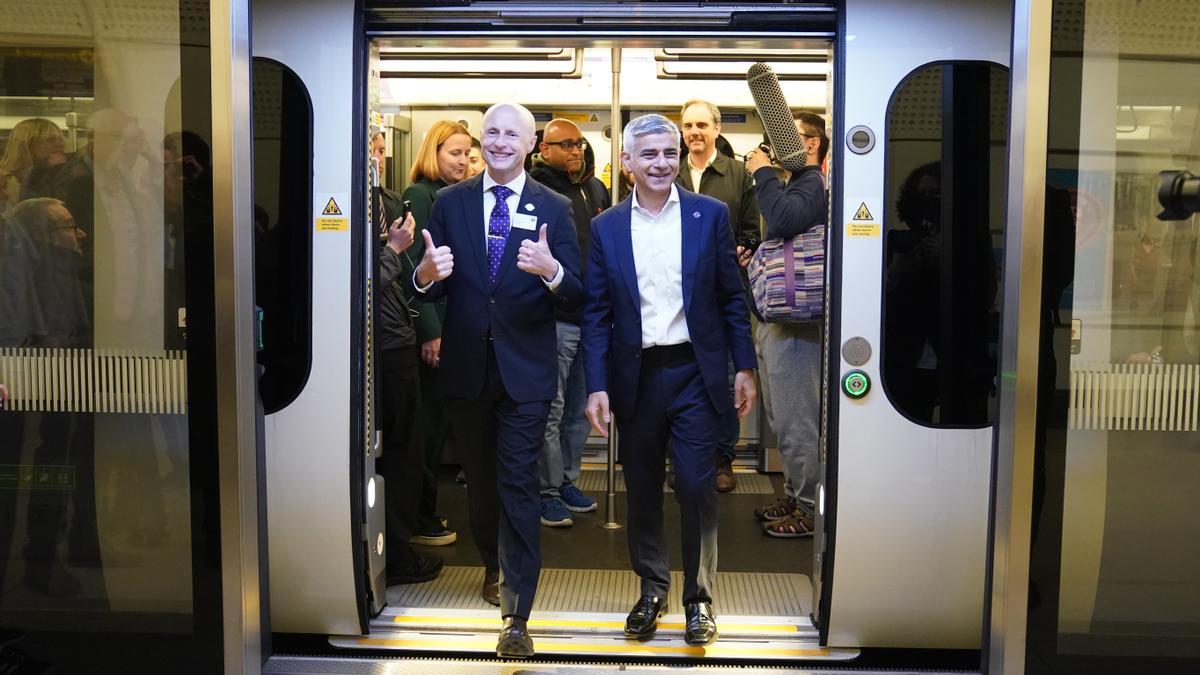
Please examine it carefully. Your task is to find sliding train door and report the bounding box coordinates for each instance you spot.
[252,0,383,634]
[819,0,1012,649]
[0,0,262,672]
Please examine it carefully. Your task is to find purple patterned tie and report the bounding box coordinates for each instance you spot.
[487,184,514,284]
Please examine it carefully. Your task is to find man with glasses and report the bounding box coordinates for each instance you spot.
[529,118,610,527]
[678,99,761,493]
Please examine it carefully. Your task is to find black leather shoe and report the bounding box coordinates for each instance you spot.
[684,601,717,645]
[385,550,443,585]
[624,595,668,637]
[481,569,500,606]
[496,616,535,658]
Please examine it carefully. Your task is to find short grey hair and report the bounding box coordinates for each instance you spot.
[680,99,721,125]
[622,114,680,154]
[482,102,536,138]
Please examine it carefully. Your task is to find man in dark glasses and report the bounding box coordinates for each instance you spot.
[528,118,610,528]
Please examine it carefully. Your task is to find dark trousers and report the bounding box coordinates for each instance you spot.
[446,344,549,619]
[620,344,719,604]
[378,346,424,564]
[417,360,447,531]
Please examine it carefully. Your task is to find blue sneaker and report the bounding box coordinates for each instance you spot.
[540,498,574,527]
[559,483,598,513]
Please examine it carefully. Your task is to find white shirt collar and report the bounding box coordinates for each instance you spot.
[689,147,717,171]
[632,183,681,216]
[482,169,526,197]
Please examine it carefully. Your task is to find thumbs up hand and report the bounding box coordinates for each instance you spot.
[415,229,454,286]
[517,223,560,280]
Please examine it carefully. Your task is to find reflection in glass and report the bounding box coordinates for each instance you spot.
[1028,1,1200,672]
[882,62,1008,426]
[0,0,219,671]
[253,57,313,413]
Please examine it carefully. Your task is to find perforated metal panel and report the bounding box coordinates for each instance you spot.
[0,347,188,414]
[0,0,206,42]
[1054,0,1200,56]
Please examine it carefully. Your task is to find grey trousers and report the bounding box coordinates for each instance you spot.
[539,320,589,497]
[756,321,822,505]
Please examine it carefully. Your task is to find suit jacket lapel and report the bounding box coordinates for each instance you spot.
[461,174,488,285]
[613,200,641,313]
[680,191,699,313]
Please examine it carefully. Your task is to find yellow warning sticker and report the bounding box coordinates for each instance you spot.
[852,202,873,221]
[552,112,590,123]
[316,194,349,232]
[846,222,880,238]
[316,217,348,232]
[589,113,598,122]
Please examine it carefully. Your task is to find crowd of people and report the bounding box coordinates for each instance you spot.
[0,112,210,607]
[372,99,829,658]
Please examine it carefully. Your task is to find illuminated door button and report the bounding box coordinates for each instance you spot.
[841,370,870,399]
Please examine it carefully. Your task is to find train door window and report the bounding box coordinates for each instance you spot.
[252,57,314,412]
[881,61,1009,427]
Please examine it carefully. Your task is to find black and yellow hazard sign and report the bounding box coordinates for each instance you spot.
[847,200,880,238]
[316,194,349,232]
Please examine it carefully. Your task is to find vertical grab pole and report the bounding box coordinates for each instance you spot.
[600,46,623,531]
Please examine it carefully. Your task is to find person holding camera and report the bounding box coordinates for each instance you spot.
[677,99,761,493]
[372,126,460,586]
[384,123,473,549]
[743,111,828,538]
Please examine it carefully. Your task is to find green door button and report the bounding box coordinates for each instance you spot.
[841,370,871,399]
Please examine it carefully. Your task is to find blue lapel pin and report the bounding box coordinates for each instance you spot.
[693,211,701,219]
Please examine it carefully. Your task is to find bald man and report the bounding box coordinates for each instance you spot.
[529,118,610,527]
[409,102,584,658]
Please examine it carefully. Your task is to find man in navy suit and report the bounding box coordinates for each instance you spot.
[582,114,757,646]
[410,102,583,658]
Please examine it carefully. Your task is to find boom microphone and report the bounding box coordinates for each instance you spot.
[746,62,807,172]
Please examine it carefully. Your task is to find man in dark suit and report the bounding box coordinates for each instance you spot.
[582,114,757,646]
[409,102,583,658]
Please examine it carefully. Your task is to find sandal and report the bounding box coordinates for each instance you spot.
[754,496,799,522]
[763,511,814,538]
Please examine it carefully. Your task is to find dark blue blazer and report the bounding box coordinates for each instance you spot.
[581,189,757,419]
[412,172,583,403]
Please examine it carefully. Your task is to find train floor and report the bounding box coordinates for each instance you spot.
[327,465,859,663]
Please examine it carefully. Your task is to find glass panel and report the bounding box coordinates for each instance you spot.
[253,57,313,413]
[882,62,1008,426]
[0,1,222,671]
[1029,1,1200,672]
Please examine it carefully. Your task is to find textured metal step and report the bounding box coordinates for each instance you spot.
[330,630,858,661]
[342,567,839,662]
[386,566,812,616]
[575,468,776,495]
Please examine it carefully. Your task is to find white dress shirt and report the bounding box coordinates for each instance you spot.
[630,184,689,348]
[688,148,716,192]
[414,170,563,292]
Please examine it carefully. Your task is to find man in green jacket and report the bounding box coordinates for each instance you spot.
[677,99,760,493]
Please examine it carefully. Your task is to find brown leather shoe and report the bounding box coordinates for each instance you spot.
[715,459,737,493]
[482,569,500,606]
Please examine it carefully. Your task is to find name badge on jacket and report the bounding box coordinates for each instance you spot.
[512,213,538,231]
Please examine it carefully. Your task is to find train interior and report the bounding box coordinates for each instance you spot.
[335,42,843,661]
